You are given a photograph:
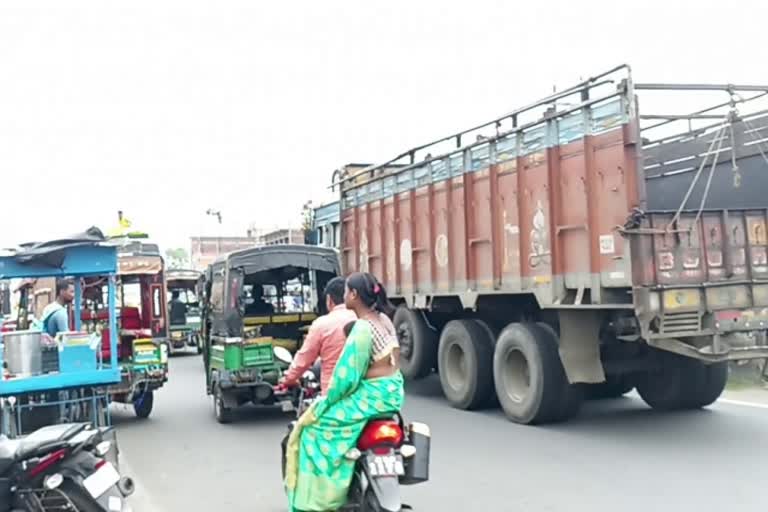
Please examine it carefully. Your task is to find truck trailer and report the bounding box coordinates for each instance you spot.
[334,64,768,424]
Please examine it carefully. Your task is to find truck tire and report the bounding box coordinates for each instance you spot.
[493,323,571,425]
[535,323,583,422]
[689,362,728,408]
[437,319,495,410]
[474,319,500,408]
[636,352,699,410]
[394,307,438,380]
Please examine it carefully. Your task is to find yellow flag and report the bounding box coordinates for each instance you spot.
[119,213,132,229]
[108,211,132,237]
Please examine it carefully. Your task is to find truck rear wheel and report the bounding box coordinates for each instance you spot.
[474,319,500,408]
[493,323,572,424]
[637,352,700,410]
[689,362,728,408]
[394,307,438,380]
[535,323,583,422]
[437,319,495,410]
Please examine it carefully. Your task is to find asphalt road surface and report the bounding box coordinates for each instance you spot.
[114,354,768,512]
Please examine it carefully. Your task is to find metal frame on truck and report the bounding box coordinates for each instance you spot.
[334,64,768,424]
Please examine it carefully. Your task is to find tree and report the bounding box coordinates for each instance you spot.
[165,248,190,269]
[301,201,316,245]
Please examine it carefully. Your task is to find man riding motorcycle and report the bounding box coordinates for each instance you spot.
[283,272,405,512]
[278,277,355,395]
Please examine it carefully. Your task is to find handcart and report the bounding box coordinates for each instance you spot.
[0,229,121,437]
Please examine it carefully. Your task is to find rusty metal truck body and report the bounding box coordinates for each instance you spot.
[336,65,768,424]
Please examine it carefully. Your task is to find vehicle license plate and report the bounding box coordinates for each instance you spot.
[368,454,405,477]
[83,461,121,499]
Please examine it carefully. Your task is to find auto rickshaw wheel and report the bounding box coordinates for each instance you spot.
[133,391,154,419]
[214,385,233,424]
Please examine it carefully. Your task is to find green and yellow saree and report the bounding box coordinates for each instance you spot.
[284,319,405,511]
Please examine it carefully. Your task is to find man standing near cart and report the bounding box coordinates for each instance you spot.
[40,278,74,337]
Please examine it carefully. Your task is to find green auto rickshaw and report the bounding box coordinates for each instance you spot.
[166,268,203,355]
[200,245,340,423]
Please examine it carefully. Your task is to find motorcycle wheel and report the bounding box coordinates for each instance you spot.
[214,385,233,424]
[361,488,391,512]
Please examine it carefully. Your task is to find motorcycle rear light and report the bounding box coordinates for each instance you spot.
[28,449,67,478]
[95,459,108,470]
[357,420,403,452]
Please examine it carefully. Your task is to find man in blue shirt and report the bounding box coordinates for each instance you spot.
[41,279,74,337]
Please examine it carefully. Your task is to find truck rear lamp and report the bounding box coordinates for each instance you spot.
[663,289,700,310]
[714,310,741,324]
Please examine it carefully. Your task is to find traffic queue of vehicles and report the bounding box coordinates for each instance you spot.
[2,64,768,510]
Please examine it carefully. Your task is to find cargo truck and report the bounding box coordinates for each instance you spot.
[334,64,768,424]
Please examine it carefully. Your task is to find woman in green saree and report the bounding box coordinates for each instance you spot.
[284,272,405,511]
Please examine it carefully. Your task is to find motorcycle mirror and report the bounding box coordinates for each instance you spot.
[273,346,293,364]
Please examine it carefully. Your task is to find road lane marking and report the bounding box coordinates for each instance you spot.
[719,398,768,410]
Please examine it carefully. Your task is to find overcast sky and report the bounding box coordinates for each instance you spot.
[1,0,765,250]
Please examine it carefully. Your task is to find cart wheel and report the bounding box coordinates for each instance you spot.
[214,385,233,424]
[133,391,154,419]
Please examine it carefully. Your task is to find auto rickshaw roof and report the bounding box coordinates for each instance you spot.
[214,244,340,276]
[0,227,118,278]
[167,269,202,281]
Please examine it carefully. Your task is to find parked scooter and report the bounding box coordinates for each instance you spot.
[274,347,431,512]
[0,422,134,511]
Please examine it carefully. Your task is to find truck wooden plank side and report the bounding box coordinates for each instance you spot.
[335,65,768,424]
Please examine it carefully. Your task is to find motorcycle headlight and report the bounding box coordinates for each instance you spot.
[160,344,169,363]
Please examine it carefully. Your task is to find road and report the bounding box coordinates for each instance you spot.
[114,354,768,512]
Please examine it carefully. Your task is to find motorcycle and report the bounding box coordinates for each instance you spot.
[0,422,134,511]
[274,347,431,512]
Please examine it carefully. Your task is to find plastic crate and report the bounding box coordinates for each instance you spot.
[242,343,274,367]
